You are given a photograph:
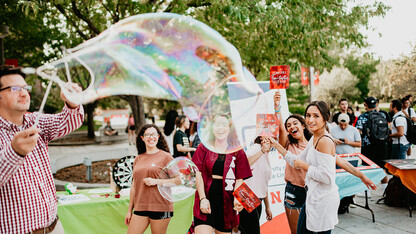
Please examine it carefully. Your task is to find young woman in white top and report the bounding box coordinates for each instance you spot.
[268,101,339,233]
[272,93,376,234]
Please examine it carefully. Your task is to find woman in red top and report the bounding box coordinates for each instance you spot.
[193,115,252,234]
[125,124,180,234]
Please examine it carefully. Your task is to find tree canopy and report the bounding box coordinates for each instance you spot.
[2,0,389,127]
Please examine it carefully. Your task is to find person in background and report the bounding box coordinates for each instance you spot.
[189,121,201,148]
[128,113,136,145]
[376,98,392,123]
[173,115,196,159]
[354,106,361,118]
[401,97,416,122]
[347,107,358,126]
[192,115,252,234]
[0,65,84,234]
[356,96,388,192]
[389,100,410,159]
[163,110,178,155]
[331,113,361,154]
[104,121,118,136]
[332,98,355,125]
[238,136,273,234]
[125,124,180,234]
[402,95,415,157]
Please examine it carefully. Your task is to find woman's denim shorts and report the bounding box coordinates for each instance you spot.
[284,181,307,210]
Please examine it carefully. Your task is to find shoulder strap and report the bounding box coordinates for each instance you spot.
[314,135,335,149]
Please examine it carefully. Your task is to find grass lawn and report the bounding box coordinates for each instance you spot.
[75,125,101,132]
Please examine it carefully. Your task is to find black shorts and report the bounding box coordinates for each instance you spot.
[129,125,136,131]
[133,211,173,220]
[194,180,231,233]
[284,181,307,210]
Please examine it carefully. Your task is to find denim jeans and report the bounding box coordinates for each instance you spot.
[391,143,410,159]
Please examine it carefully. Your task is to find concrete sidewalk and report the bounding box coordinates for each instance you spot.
[50,142,416,233]
[334,182,416,233]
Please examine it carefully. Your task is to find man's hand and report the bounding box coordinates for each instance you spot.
[11,126,40,156]
[60,83,82,109]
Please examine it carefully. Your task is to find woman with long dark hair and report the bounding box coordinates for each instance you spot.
[125,124,180,234]
[269,101,339,233]
[273,93,376,234]
[163,110,178,155]
[193,115,252,234]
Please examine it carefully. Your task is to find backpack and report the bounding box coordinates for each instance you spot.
[384,176,416,207]
[393,114,416,144]
[365,111,389,142]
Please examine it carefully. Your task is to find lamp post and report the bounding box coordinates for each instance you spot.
[0,25,9,65]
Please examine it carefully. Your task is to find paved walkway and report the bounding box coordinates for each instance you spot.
[50,142,416,233]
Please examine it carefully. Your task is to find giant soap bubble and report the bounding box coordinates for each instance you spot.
[24,13,264,154]
[157,157,199,202]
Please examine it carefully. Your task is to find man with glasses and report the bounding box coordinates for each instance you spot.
[0,65,84,234]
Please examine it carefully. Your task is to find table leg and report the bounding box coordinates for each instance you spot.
[405,188,413,217]
[350,190,376,223]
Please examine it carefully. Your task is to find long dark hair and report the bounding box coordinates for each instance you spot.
[137,124,170,154]
[163,110,178,136]
[175,115,187,128]
[305,101,331,132]
[285,114,312,146]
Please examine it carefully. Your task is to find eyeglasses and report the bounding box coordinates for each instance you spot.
[0,85,32,93]
[143,133,159,138]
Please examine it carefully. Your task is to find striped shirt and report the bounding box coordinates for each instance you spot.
[0,104,84,234]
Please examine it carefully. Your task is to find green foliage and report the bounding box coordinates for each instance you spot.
[288,105,306,115]
[344,53,379,101]
[97,96,129,110]
[7,0,388,116]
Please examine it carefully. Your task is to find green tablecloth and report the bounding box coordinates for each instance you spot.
[57,188,194,234]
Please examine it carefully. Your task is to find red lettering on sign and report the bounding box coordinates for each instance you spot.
[270,191,281,204]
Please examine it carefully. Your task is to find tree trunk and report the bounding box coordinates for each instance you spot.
[85,102,97,138]
[120,95,146,131]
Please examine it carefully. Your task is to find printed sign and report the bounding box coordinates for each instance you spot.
[256,114,279,137]
[57,194,91,205]
[301,67,309,85]
[313,69,320,85]
[270,65,290,89]
[233,182,262,213]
